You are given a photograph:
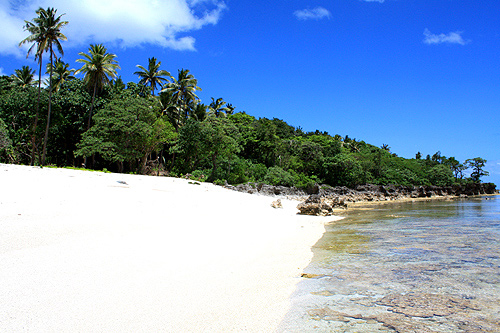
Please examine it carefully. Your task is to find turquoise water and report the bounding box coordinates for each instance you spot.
[280,196,500,332]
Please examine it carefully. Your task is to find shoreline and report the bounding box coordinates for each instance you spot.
[338,193,500,211]
[0,164,342,332]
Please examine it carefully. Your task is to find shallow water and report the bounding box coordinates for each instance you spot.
[280,196,500,332]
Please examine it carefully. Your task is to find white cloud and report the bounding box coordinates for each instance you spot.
[423,28,469,45]
[0,1,32,58]
[363,0,385,3]
[0,67,5,76]
[294,7,331,21]
[0,0,227,55]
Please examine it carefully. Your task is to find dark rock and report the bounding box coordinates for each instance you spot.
[225,181,497,216]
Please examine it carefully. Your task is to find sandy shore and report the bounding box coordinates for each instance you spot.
[0,164,342,332]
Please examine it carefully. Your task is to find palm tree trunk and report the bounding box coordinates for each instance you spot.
[88,83,97,130]
[30,55,43,166]
[83,83,97,168]
[41,47,54,166]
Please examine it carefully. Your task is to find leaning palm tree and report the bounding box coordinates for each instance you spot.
[162,69,201,122]
[19,7,68,165]
[134,57,170,96]
[10,66,38,89]
[75,44,120,129]
[46,57,75,92]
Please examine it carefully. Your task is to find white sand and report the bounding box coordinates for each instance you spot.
[0,164,342,332]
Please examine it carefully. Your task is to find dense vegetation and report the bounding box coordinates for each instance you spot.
[0,7,491,189]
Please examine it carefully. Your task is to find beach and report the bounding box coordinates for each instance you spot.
[0,164,341,332]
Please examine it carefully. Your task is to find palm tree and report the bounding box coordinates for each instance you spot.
[161,69,201,122]
[192,102,208,121]
[19,7,68,165]
[46,57,75,92]
[10,66,38,88]
[381,144,391,152]
[208,97,230,118]
[134,57,170,96]
[226,103,235,116]
[75,44,120,130]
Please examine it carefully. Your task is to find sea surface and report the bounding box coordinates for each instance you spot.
[279,196,500,332]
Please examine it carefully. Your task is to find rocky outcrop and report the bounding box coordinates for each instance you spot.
[296,195,336,216]
[297,183,497,216]
[226,183,311,197]
[226,181,497,216]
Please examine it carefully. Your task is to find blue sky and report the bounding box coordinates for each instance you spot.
[1,0,499,185]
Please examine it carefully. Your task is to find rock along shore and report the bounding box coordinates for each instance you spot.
[227,182,498,216]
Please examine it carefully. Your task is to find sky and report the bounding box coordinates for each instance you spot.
[0,0,499,185]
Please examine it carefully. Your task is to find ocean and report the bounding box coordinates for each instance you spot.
[279,196,500,332]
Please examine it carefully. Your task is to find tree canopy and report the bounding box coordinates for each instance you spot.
[0,6,494,188]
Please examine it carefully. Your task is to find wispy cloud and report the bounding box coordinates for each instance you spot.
[0,0,227,55]
[294,7,331,21]
[363,0,385,3]
[0,67,6,76]
[423,29,469,45]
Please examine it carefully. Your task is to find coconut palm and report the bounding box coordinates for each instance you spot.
[75,44,120,129]
[10,66,38,88]
[226,103,235,116]
[161,69,201,121]
[19,7,68,165]
[19,16,43,165]
[192,102,208,121]
[46,58,75,92]
[208,97,231,118]
[134,57,170,96]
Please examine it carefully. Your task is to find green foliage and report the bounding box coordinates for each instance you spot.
[0,118,13,162]
[429,164,454,186]
[322,153,365,187]
[185,170,208,182]
[263,166,295,187]
[0,86,48,163]
[213,179,226,186]
[4,22,493,187]
[465,157,489,183]
[134,57,171,96]
[75,93,167,173]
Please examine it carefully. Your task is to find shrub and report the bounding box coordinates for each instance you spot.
[263,166,295,187]
[213,179,227,186]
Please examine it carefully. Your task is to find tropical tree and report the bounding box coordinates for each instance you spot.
[208,97,230,118]
[19,7,68,165]
[10,66,38,88]
[0,118,13,162]
[75,94,175,174]
[191,102,208,121]
[134,57,171,96]
[36,8,67,165]
[446,156,466,181]
[161,69,201,124]
[75,44,120,129]
[46,58,75,92]
[465,157,489,183]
